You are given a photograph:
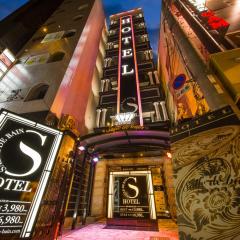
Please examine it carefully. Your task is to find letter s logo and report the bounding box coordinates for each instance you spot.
[122,97,138,113]
[127,177,139,198]
[5,130,47,177]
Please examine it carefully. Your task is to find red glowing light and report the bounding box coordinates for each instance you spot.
[200,10,229,30]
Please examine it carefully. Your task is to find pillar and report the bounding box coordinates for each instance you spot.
[105,79,110,92]
[154,71,160,84]
[153,102,161,121]
[96,109,101,128]
[148,72,154,85]
[101,80,105,92]
[160,101,169,121]
[101,108,107,127]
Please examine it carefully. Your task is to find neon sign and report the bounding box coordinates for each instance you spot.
[186,0,230,34]
[117,15,143,126]
[200,10,229,31]
[114,112,135,125]
[0,110,62,238]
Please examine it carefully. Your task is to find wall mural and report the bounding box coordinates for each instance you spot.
[172,126,240,240]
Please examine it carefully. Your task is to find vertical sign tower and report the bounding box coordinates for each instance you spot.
[117,15,143,126]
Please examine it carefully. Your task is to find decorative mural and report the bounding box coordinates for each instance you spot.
[172,126,240,240]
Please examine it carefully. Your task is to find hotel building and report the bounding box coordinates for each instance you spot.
[64,8,176,231]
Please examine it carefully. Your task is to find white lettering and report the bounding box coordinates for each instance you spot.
[122,36,132,45]
[0,177,32,192]
[122,49,133,58]
[122,64,134,75]
[0,177,4,188]
[122,27,131,34]
[5,130,47,177]
[127,101,138,113]
[13,180,32,192]
[127,177,139,198]
[122,18,130,25]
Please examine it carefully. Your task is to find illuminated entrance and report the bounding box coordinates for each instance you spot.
[108,170,156,220]
[106,166,161,230]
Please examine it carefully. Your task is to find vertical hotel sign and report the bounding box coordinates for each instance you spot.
[117,15,143,126]
[0,110,63,238]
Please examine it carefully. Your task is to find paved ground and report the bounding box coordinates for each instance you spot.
[60,219,179,240]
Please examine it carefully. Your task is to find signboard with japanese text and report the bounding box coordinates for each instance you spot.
[113,175,150,219]
[108,170,156,220]
[0,110,63,238]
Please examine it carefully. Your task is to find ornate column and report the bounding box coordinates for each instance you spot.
[101,108,107,127]
[104,79,110,92]
[153,102,161,121]
[147,71,154,85]
[96,109,101,128]
[160,101,169,121]
[101,80,105,92]
[149,50,153,59]
[104,58,111,68]
[144,51,149,60]
[154,70,160,84]
[150,112,155,123]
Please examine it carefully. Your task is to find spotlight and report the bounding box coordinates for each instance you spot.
[78,145,85,151]
[166,152,172,158]
[93,156,99,162]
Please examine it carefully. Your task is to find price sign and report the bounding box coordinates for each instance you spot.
[0,110,62,238]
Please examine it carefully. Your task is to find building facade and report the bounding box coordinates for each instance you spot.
[0,0,106,134]
[159,1,240,239]
[63,8,177,231]
[0,0,106,239]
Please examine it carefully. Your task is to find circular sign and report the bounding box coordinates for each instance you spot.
[172,74,186,90]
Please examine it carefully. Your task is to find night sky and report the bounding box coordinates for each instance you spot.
[0,0,161,58]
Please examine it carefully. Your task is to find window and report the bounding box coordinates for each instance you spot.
[47,52,65,63]
[63,29,76,38]
[78,4,88,10]
[73,15,83,21]
[41,31,65,43]
[46,21,56,26]
[24,83,49,101]
[24,51,65,66]
[25,53,50,66]
[32,36,45,42]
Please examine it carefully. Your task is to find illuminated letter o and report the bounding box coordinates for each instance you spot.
[122,27,131,34]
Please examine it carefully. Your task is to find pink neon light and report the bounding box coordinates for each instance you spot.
[130,15,143,126]
[117,17,122,114]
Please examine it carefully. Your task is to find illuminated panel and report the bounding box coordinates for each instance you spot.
[117,17,122,114]
[3,49,15,63]
[0,61,7,73]
[107,171,156,220]
[117,15,143,126]
[130,15,143,126]
[0,110,63,238]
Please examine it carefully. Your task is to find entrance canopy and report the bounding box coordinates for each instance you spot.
[80,129,170,157]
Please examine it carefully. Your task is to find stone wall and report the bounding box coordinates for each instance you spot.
[172,125,240,240]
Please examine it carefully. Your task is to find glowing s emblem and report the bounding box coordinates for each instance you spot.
[123,177,139,198]
[5,130,47,177]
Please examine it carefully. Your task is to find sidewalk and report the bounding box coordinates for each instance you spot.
[59,219,179,240]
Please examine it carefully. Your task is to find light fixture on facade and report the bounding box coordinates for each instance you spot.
[93,156,99,163]
[78,145,85,151]
[166,152,172,158]
[3,49,16,62]
[115,112,135,125]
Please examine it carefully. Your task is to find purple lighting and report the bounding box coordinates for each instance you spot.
[78,146,85,151]
[93,156,99,162]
